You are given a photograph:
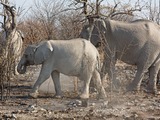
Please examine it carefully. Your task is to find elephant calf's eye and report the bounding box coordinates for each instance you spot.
[25,54,28,58]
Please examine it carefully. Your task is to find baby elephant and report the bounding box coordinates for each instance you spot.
[17,38,106,99]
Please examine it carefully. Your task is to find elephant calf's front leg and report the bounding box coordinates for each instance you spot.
[51,71,62,98]
[29,66,51,98]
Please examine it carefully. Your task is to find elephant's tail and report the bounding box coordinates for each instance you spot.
[96,53,101,72]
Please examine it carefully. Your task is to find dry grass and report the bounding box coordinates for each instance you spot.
[0,41,15,101]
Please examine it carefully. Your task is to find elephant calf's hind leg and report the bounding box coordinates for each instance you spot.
[79,74,92,99]
[92,70,106,99]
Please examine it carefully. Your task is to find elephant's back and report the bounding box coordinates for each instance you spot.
[49,39,85,74]
[49,39,86,53]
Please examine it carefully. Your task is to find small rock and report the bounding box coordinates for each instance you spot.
[48,111,52,115]
[12,114,17,119]
[127,102,134,106]
[90,102,95,106]
[39,108,47,112]
[17,110,22,113]
[73,103,77,107]
[103,101,108,106]
[100,101,108,108]
[68,100,83,107]
[81,99,88,107]
[27,104,36,111]
[75,100,82,106]
[2,113,17,120]
[140,103,146,107]
[79,109,83,111]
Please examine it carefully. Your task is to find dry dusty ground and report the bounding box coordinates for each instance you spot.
[0,62,160,120]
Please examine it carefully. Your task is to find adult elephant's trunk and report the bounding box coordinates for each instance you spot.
[17,58,27,74]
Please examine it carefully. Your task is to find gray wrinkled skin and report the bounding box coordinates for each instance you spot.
[80,19,160,94]
[17,38,106,99]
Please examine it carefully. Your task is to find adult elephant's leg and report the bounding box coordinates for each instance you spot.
[101,47,119,90]
[100,60,108,81]
[51,71,62,98]
[29,64,52,98]
[128,66,147,91]
[102,58,119,90]
[129,52,159,92]
[148,64,160,94]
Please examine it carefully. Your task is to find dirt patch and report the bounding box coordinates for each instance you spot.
[0,62,160,120]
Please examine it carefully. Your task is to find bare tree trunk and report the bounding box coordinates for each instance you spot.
[95,0,99,16]
[0,0,18,101]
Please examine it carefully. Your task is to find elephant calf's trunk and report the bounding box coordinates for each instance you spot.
[17,64,27,74]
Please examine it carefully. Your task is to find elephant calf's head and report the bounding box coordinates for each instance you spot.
[17,45,36,74]
[17,41,53,74]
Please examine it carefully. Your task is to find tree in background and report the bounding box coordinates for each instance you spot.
[57,10,83,39]
[18,0,63,44]
[17,0,160,45]
[74,0,147,21]
[0,0,24,100]
[0,0,159,100]
[148,0,160,24]
[18,0,82,44]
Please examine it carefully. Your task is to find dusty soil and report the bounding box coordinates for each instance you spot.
[0,62,160,120]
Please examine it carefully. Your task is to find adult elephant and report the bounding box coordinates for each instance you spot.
[80,19,160,94]
[17,38,106,99]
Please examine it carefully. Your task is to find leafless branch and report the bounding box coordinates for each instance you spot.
[1,1,17,30]
[110,8,142,18]
[107,2,120,18]
[0,21,4,28]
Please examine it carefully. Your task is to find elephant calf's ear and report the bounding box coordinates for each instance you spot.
[34,41,53,64]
